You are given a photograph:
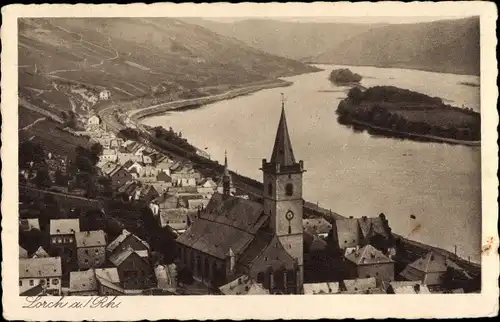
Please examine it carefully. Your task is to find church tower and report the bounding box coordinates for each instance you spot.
[260,95,305,291]
[218,150,235,196]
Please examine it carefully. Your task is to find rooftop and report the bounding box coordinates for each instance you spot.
[75,230,106,248]
[19,257,62,278]
[344,244,393,265]
[304,282,341,295]
[69,269,97,293]
[50,219,80,235]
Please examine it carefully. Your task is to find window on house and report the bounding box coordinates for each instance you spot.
[29,280,34,286]
[19,280,22,287]
[285,184,293,196]
[85,249,89,255]
[52,279,59,285]
[95,249,99,254]
[268,183,272,196]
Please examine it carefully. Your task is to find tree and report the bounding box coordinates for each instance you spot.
[347,87,364,104]
[75,154,94,173]
[35,167,52,188]
[54,169,68,186]
[90,142,104,158]
[19,141,45,169]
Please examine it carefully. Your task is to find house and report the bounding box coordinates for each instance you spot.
[386,281,431,294]
[87,115,101,127]
[32,246,50,258]
[142,154,153,165]
[124,160,144,175]
[19,257,62,296]
[154,193,180,213]
[399,251,459,286]
[143,165,160,177]
[158,208,194,234]
[99,89,111,100]
[140,185,160,202]
[75,230,106,270]
[303,218,332,238]
[108,166,133,189]
[218,275,270,295]
[156,171,172,183]
[100,149,118,163]
[49,219,80,274]
[109,246,155,290]
[197,177,218,195]
[303,282,341,295]
[176,106,305,294]
[107,229,150,260]
[69,269,98,295]
[331,214,393,254]
[187,198,211,210]
[344,244,394,282]
[117,152,143,165]
[69,268,124,295]
[20,246,28,258]
[95,267,124,295]
[101,162,119,176]
[155,160,172,175]
[342,277,378,294]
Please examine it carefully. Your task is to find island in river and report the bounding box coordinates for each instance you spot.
[328,68,362,85]
[336,86,481,145]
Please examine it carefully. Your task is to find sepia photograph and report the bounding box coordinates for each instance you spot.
[2,2,498,320]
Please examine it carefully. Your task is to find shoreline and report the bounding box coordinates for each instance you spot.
[128,79,294,121]
[342,117,481,147]
[308,61,480,77]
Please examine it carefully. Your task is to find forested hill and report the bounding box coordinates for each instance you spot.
[18,17,319,111]
[187,17,480,76]
[312,17,480,76]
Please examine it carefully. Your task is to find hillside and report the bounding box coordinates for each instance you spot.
[182,18,382,61]
[313,17,480,75]
[18,17,319,116]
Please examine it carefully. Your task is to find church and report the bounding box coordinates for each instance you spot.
[176,100,305,294]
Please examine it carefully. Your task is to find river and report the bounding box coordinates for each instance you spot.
[142,64,481,263]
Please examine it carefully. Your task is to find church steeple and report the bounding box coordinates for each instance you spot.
[221,150,232,196]
[270,98,296,167]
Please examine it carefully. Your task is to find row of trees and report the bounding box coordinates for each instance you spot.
[338,88,481,141]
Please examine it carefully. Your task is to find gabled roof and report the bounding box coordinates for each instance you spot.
[219,275,269,295]
[270,106,296,166]
[95,267,120,284]
[345,244,392,265]
[32,246,50,258]
[389,281,431,294]
[106,229,150,253]
[304,282,341,295]
[343,277,377,293]
[20,246,28,258]
[50,219,80,235]
[358,216,390,239]
[405,251,453,274]
[19,257,62,278]
[75,230,106,248]
[109,246,147,267]
[177,193,267,259]
[303,218,332,235]
[108,165,129,178]
[69,269,97,293]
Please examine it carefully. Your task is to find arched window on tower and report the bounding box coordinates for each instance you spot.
[268,183,272,196]
[285,183,293,196]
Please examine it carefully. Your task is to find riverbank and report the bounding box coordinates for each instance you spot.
[343,117,481,147]
[129,79,294,121]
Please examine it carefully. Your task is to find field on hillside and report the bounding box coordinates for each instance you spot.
[18,17,318,120]
[19,107,90,157]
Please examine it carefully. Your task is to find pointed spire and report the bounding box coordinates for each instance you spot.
[270,95,296,166]
[224,150,229,176]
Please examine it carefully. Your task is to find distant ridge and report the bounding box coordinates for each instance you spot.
[188,17,480,76]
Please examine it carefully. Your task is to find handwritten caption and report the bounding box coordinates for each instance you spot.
[23,296,121,309]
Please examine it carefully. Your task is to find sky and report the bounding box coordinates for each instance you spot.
[204,16,475,24]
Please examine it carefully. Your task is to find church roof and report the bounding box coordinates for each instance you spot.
[176,193,268,259]
[270,106,296,166]
[345,244,393,265]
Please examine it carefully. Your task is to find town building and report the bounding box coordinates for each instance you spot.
[49,219,80,274]
[20,246,28,258]
[99,89,111,100]
[109,246,154,290]
[344,244,394,282]
[303,218,332,238]
[176,103,305,294]
[342,277,386,294]
[107,229,150,260]
[219,275,270,295]
[216,151,236,196]
[32,246,50,258]
[69,268,124,295]
[399,251,460,286]
[69,269,98,296]
[107,165,133,189]
[154,264,178,292]
[386,281,431,294]
[100,149,118,163]
[87,114,101,127]
[303,282,341,295]
[75,230,106,270]
[19,257,62,296]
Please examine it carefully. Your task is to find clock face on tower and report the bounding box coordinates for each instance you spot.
[285,210,294,221]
